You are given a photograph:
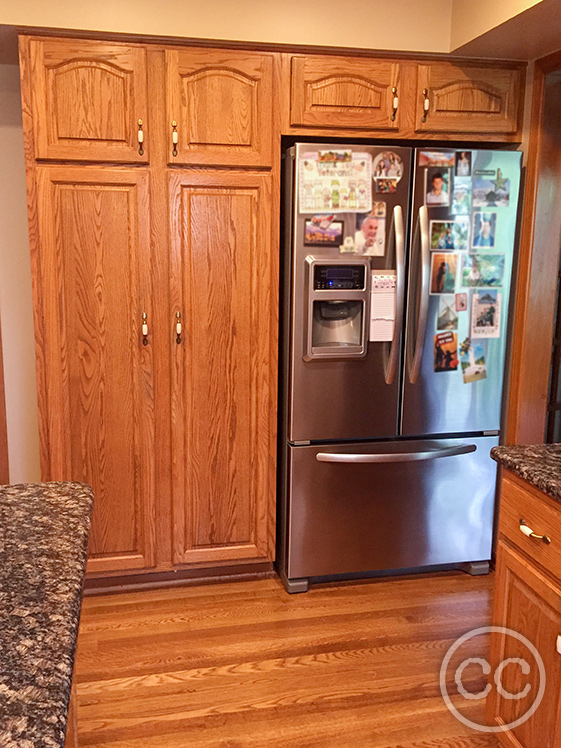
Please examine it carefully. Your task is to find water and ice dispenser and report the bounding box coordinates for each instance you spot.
[304,257,371,361]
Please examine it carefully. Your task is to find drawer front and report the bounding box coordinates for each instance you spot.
[290,55,400,131]
[499,474,561,581]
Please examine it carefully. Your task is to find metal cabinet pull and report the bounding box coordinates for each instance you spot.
[172,120,178,157]
[137,119,144,156]
[142,312,149,346]
[391,87,398,122]
[175,311,182,344]
[519,519,551,544]
[422,88,430,123]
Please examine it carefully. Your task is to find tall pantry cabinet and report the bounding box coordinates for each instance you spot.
[19,35,278,581]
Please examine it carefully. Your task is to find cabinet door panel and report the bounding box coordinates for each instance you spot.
[416,63,523,135]
[166,49,273,166]
[36,167,156,573]
[290,55,400,131]
[169,171,275,565]
[27,37,148,162]
[487,540,561,746]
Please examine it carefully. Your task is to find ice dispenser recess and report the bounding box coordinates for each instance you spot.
[304,257,370,361]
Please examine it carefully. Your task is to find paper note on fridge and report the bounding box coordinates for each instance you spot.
[370,271,396,342]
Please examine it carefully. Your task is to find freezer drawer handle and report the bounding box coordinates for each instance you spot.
[385,205,405,384]
[316,444,477,463]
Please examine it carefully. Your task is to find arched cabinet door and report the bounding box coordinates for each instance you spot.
[24,37,149,163]
[289,54,401,131]
[416,62,524,136]
[165,48,274,167]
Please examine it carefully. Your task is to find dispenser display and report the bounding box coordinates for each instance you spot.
[304,257,370,361]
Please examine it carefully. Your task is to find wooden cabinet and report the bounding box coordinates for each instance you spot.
[169,171,275,565]
[166,48,274,167]
[24,37,149,163]
[20,35,278,584]
[487,472,561,746]
[289,54,400,132]
[34,167,156,574]
[286,55,525,140]
[416,62,523,135]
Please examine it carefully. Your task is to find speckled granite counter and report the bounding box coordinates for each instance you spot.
[491,444,561,503]
[0,482,93,748]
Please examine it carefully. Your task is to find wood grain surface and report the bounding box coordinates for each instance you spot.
[28,37,149,163]
[34,166,156,574]
[74,574,500,747]
[168,170,275,566]
[166,48,274,167]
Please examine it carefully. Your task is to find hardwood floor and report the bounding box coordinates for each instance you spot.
[74,572,500,747]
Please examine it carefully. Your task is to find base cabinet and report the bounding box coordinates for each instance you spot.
[487,473,561,746]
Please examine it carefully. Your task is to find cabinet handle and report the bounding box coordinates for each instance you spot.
[137,119,144,156]
[519,519,551,544]
[175,311,182,344]
[172,120,178,157]
[142,312,149,346]
[422,88,430,123]
[391,87,398,122]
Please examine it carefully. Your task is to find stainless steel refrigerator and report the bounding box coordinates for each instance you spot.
[278,143,522,593]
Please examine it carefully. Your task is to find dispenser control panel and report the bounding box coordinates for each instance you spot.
[313,265,366,290]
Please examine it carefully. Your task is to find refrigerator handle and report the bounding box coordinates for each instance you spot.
[316,444,477,463]
[385,205,405,385]
[409,205,430,384]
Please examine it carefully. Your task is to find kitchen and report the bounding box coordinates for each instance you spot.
[2,1,561,746]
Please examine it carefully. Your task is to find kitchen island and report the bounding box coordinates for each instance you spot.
[0,482,93,748]
[487,444,561,746]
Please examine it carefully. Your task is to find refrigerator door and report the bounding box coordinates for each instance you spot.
[285,435,498,580]
[287,143,413,442]
[401,149,522,436]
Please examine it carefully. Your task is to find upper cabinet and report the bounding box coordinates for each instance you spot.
[24,37,149,163]
[416,62,524,135]
[165,48,274,167]
[289,54,401,132]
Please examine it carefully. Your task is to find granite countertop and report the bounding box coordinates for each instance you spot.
[491,444,561,503]
[0,481,93,748]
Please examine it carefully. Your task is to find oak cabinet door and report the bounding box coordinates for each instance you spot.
[166,48,274,167]
[169,171,276,566]
[35,167,156,574]
[27,37,148,162]
[487,540,561,746]
[290,55,400,131]
[416,62,523,136]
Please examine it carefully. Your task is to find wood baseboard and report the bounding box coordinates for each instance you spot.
[83,562,275,595]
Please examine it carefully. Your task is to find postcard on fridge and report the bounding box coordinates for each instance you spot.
[471,291,501,338]
[370,270,396,342]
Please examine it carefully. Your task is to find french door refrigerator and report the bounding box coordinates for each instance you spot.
[278,143,522,593]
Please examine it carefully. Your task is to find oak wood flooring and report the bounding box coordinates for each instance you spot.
[74,573,500,747]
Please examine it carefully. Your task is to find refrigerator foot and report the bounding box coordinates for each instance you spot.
[279,571,309,594]
[464,561,490,576]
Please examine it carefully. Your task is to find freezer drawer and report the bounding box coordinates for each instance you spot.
[286,435,498,580]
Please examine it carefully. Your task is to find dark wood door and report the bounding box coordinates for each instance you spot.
[165,48,274,167]
[487,540,561,746]
[35,166,156,574]
[416,62,523,135]
[168,170,276,566]
[25,37,149,163]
